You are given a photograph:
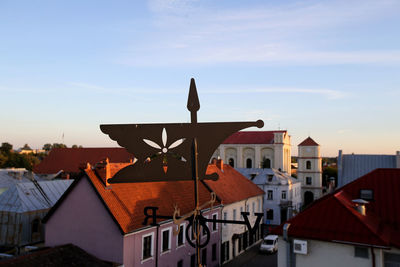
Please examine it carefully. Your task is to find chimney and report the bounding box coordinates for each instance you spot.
[215,159,223,171]
[95,158,111,187]
[352,199,368,216]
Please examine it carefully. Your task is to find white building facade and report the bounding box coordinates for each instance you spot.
[212,131,292,174]
[297,137,323,206]
[238,168,302,226]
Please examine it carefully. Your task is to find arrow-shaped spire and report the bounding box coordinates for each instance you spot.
[187,78,200,123]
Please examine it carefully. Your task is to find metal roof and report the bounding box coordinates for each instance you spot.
[236,168,299,186]
[338,152,397,187]
[0,179,73,213]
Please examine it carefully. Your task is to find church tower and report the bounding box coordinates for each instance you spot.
[297,137,322,206]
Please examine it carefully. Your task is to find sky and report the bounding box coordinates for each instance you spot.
[0,0,399,156]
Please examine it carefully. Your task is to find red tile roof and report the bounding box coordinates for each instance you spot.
[84,163,220,234]
[298,137,319,146]
[273,169,400,248]
[204,164,264,205]
[34,148,133,174]
[222,131,287,144]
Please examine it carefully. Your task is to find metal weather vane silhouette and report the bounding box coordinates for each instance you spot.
[100,78,264,266]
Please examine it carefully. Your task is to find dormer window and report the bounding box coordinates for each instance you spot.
[268,175,273,182]
[360,189,373,201]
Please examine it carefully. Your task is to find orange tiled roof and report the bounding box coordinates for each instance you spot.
[298,137,319,146]
[34,148,133,174]
[204,164,264,205]
[84,163,220,234]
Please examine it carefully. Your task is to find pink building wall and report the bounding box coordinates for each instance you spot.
[123,209,221,267]
[45,178,124,264]
[45,176,221,267]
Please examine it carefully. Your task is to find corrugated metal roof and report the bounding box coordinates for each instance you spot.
[236,168,299,186]
[338,154,396,187]
[0,180,73,213]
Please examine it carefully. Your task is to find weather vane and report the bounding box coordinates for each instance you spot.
[101,78,264,266]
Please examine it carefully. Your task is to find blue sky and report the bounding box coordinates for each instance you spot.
[1,0,399,156]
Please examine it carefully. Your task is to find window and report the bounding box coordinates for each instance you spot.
[360,189,374,200]
[267,190,273,200]
[384,252,400,266]
[202,248,207,265]
[212,243,217,261]
[282,191,287,200]
[306,160,311,170]
[177,260,183,267]
[257,199,261,212]
[246,204,249,212]
[177,224,184,246]
[228,158,234,167]
[306,177,312,185]
[221,241,229,262]
[202,216,208,236]
[142,233,153,260]
[240,207,243,219]
[268,174,273,182]
[32,219,40,233]
[233,209,236,221]
[267,209,274,220]
[212,214,217,231]
[223,211,228,226]
[162,228,171,252]
[354,246,369,258]
[252,202,255,214]
[246,158,252,168]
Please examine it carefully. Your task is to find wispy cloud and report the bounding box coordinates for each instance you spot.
[204,87,347,99]
[115,0,400,66]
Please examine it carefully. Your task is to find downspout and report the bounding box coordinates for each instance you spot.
[283,223,293,267]
[155,225,159,267]
[371,247,375,267]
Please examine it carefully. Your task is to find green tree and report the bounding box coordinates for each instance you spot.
[1,142,13,154]
[43,143,52,151]
[52,143,67,149]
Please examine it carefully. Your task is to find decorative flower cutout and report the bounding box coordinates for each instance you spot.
[143,128,186,173]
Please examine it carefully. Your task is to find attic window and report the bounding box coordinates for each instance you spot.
[250,173,257,180]
[360,189,373,201]
[268,175,273,182]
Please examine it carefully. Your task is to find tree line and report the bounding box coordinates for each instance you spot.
[0,142,82,170]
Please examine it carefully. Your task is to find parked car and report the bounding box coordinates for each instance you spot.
[259,235,278,254]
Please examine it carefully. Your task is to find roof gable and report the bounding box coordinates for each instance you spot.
[298,137,319,146]
[273,168,400,248]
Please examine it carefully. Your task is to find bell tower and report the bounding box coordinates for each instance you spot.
[297,137,322,206]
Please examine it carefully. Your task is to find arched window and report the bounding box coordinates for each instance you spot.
[246,158,252,168]
[228,158,234,167]
[304,191,314,207]
[306,160,311,170]
[262,157,271,169]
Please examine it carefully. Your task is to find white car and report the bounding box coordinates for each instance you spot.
[259,235,278,254]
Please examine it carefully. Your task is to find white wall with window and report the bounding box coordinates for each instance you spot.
[278,238,400,267]
[220,195,264,264]
[238,168,302,226]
